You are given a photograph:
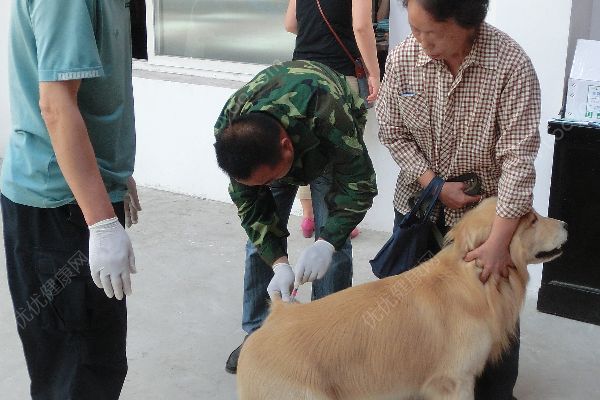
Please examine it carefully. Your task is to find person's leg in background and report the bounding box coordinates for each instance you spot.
[475,324,520,400]
[309,174,353,301]
[298,185,314,238]
[346,75,359,94]
[2,196,128,400]
[226,181,298,374]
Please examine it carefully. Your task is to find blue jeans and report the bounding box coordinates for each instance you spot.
[242,175,353,334]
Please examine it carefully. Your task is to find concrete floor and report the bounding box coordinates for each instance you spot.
[1,186,599,399]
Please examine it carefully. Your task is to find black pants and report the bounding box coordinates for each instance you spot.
[475,325,520,400]
[1,195,128,400]
[393,210,519,399]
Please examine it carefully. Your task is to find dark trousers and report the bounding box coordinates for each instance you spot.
[475,325,520,400]
[393,210,519,399]
[1,195,128,400]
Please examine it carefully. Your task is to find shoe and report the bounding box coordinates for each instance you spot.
[300,218,315,238]
[350,227,360,239]
[225,335,248,374]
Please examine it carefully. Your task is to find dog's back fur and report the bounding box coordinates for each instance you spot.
[237,199,566,399]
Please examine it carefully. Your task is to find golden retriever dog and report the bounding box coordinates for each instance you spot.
[237,198,568,400]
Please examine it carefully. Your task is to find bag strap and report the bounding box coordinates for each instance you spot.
[401,176,445,227]
[315,0,357,65]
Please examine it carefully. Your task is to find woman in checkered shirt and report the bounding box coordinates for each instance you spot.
[376,0,541,399]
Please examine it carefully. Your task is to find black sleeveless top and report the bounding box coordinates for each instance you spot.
[292,0,360,77]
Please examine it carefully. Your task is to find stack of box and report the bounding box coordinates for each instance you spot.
[565,39,600,123]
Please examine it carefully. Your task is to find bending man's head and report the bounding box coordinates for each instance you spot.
[214,112,294,186]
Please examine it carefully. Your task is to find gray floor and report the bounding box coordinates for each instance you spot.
[1,186,599,399]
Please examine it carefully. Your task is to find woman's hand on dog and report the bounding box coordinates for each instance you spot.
[465,239,513,283]
[465,215,520,283]
[440,182,482,209]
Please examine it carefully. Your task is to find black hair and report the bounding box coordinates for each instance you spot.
[403,0,489,28]
[214,112,283,180]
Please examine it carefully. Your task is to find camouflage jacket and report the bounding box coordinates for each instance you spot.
[214,60,378,266]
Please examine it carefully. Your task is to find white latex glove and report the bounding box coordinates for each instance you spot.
[294,239,335,286]
[124,176,142,228]
[88,217,137,300]
[267,263,295,302]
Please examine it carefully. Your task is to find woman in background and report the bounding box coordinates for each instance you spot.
[285,0,379,239]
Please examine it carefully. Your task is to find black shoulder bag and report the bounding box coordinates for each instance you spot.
[370,176,446,278]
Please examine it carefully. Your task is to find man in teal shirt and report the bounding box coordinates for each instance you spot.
[214,60,378,373]
[2,1,140,398]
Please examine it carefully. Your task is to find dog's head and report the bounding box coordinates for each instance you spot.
[446,197,568,267]
[509,209,568,266]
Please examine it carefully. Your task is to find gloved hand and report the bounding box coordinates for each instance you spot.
[88,217,137,300]
[124,176,142,228]
[294,239,335,286]
[267,263,295,302]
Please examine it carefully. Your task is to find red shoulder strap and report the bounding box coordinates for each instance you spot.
[315,0,357,64]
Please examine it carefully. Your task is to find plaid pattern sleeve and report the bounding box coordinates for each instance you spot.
[495,59,541,218]
[377,46,431,186]
[376,23,541,226]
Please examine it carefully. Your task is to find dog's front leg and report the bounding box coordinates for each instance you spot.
[446,377,475,400]
[423,376,475,400]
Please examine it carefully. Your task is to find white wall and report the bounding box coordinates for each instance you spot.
[132,77,234,204]
[489,0,573,215]
[0,6,11,155]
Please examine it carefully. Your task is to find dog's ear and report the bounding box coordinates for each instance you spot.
[446,198,497,253]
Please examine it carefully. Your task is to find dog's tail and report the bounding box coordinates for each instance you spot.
[269,292,298,314]
[268,292,287,314]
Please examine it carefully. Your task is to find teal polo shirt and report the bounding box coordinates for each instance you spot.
[1,0,136,208]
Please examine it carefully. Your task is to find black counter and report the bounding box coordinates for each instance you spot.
[537,120,600,325]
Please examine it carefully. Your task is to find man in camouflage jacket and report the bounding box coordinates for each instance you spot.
[214,60,377,373]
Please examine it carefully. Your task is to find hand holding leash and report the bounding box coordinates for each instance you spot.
[439,182,481,209]
[440,172,482,210]
[294,239,335,286]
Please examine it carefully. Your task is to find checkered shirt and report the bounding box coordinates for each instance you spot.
[377,23,541,226]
